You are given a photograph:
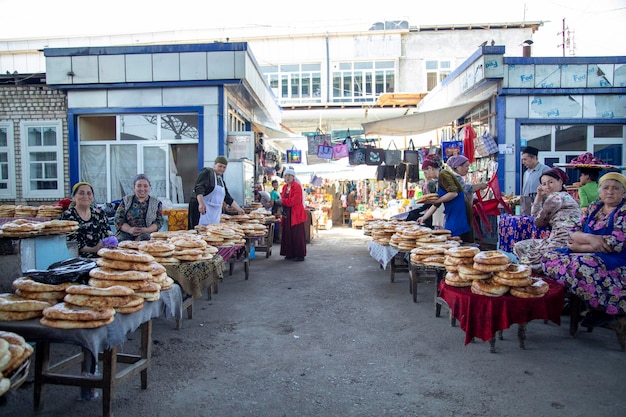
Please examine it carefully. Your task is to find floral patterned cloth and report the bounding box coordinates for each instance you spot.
[542,199,626,314]
[513,192,581,273]
[60,205,111,257]
[498,215,551,252]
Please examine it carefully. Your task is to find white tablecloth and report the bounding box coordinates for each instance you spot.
[368,241,400,270]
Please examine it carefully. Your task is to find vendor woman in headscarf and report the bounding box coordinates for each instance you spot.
[188,156,245,228]
[542,172,626,327]
[418,155,486,243]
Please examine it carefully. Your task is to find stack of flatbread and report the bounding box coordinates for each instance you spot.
[41,219,79,234]
[410,245,448,265]
[138,240,177,264]
[0,331,34,396]
[0,293,52,321]
[40,284,130,328]
[90,248,169,303]
[168,234,208,262]
[36,205,64,219]
[196,224,245,247]
[0,219,46,238]
[0,205,16,218]
[14,205,39,218]
[238,222,268,238]
[12,277,73,303]
[368,220,400,245]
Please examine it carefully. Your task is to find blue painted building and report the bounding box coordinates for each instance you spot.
[42,42,282,205]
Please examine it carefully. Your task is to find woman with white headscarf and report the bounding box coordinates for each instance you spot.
[280,167,307,261]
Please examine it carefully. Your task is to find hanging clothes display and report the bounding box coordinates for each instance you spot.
[461,125,476,163]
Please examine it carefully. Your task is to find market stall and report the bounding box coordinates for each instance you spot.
[437,279,564,351]
[0,286,182,417]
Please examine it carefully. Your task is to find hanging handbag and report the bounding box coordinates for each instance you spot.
[348,139,366,166]
[332,140,350,159]
[317,139,333,159]
[365,140,384,166]
[403,139,419,165]
[376,165,386,181]
[307,130,330,155]
[407,164,420,182]
[385,140,402,165]
[384,165,397,180]
[286,146,302,164]
[395,163,406,179]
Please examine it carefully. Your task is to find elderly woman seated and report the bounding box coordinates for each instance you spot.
[513,168,582,273]
[542,172,626,328]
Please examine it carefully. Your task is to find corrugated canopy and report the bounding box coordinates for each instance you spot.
[362,98,490,136]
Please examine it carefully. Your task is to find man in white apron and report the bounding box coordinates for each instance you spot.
[188,156,245,229]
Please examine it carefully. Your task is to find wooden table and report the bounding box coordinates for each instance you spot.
[0,286,182,417]
[438,279,565,352]
[252,221,276,258]
[408,262,446,303]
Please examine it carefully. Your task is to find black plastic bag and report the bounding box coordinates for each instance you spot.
[23,257,97,285]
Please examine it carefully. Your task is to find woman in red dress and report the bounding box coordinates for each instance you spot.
[280,168,307,261]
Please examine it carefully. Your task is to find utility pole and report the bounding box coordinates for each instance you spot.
[557,18,576,57]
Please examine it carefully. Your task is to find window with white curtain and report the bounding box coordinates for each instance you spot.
[0,123,16,198]
[20,120,64,199]
[78,113,198,203]
[79,144,107,203]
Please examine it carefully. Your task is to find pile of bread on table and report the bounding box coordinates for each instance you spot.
[0,204,76,238]
[0,330,33,396]
[0,218,267,330]
[388,224,550,298]
[367,220,461,254]
[441,246,549,298]
[0,247,174,330]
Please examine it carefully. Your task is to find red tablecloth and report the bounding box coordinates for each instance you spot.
[439,278,565,345]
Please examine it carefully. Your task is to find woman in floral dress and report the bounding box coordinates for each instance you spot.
[60,182,111,257]
[513,168,581,273]
[542,173,626,318]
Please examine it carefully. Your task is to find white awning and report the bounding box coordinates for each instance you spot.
[361,98,490,136]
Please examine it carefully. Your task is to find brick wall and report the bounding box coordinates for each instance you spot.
[0,81,68,206]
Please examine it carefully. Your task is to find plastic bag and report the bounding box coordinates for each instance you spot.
[23,257,97,285]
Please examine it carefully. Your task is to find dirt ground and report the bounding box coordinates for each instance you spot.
[2,226,626,417]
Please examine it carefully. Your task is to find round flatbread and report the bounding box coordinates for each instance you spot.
[14,289,67,302]
[63,293,133,308]
[96,257,156,272]
[43,302,115,321]
[0,310,42,321]
[89,267,153,282]
[97,248,155,263]
[40,316,115,329]
[115,304,144,314]
[88,278,149,291]
[0,293,52,312]
[66,284,134,297]
[12,277,74,293]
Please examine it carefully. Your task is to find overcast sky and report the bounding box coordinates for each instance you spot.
[1,0,624,57]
